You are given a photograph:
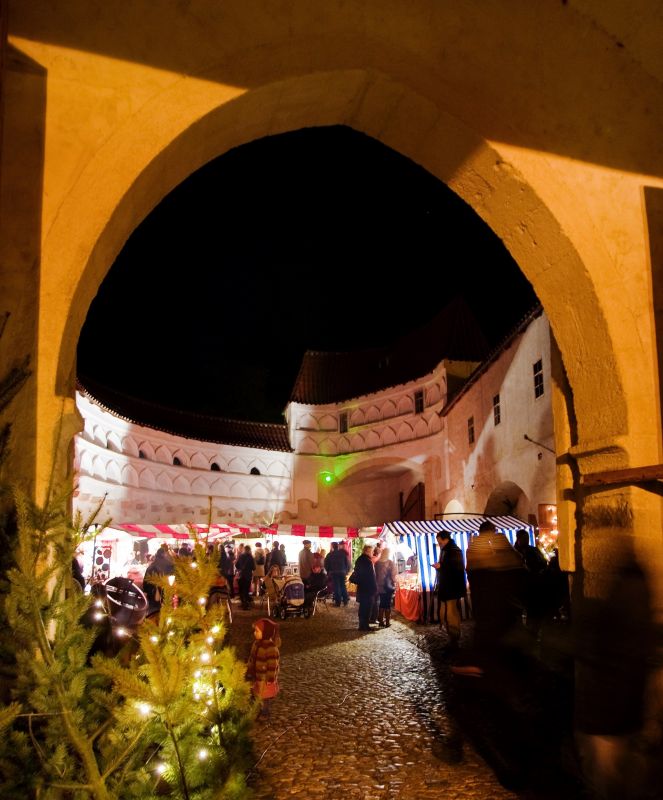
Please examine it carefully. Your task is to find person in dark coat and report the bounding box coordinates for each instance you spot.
[235,544,256,610]
[143,544,174,613]
[72,556,86,592]
[265,540,287,575]
[352,544,378,631]
[219,542,236,598]
[514,528,548,635]
[455,521,525,675]
[433,531,466,648]
[326,541,350,606]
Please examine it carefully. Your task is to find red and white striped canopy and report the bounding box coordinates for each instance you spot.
[114,523,378,540]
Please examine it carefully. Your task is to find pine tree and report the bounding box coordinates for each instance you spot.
[0,493,255,799]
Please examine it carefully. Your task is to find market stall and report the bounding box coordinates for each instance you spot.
[384,515,534,624]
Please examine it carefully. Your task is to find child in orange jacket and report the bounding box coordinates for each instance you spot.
[246,617,281,716]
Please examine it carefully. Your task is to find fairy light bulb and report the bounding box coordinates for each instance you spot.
[167,575,176,587]
[198,597,207,606]
[211,625,220,634]
[136,702,152,717]
[150,635,159,643]
[94,612,104,621]
[155,763,167,775]
[200,651,211,663]
[198,748,208,761]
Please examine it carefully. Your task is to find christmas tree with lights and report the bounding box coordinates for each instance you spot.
[0,491,255,799]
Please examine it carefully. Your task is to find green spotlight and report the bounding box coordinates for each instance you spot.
[320,471,334,485]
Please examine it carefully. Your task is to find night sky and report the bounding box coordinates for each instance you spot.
[77,126,537,422]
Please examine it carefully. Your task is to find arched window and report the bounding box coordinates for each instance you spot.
[138,450,146,459]
[173,456,182,466]
[210,462,221,471]
[250,467,261,476]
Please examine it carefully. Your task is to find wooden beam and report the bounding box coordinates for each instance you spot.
[581,464,663,487]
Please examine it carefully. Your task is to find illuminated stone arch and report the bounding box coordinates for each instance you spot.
[139,469,156,490]
[156,472,173,493]
[190,452,209,470]
[318,414,337,431]
[190,476,210,495]
[173,475,190,494]
[298,437,317,455]
[364,430,381,449]
[319,438,338,456]
[154,445,173,465]
[122,464,139,488]
[381,399,397,419]
[349,408,365,427]
[444,498,464,515]
[107,431,122,453]
[397,396,414,416]
[79,450,93,476]
[426,385,441,406]
[413,418,429,438]
[137,442,155,462]
[397,422,414,441]
[92,426,107,448]
[122,437,140,458]
[365,406,380,424]
[106,461,121,484]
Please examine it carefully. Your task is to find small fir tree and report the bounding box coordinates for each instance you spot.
[0,492,254,799]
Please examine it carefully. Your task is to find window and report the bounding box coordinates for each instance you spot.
[250,467,261,475]
[414,389,424,414]
[210,462,221,471]
[173,456,182,466]
[533,359,544,398]
[339,411,348,434]
[468,416,475,445]
[493,394,501,426]
[138,450,146,459]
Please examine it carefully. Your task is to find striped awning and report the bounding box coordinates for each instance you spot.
[115,523,375,540]
[384,516,532,592]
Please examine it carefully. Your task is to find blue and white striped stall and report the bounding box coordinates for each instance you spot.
[384,515,534,591]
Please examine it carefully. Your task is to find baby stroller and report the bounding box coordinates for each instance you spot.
[271,574,307,619]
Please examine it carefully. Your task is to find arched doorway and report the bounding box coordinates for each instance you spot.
[4,2,663,614]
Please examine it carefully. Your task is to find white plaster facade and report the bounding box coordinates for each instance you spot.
[74,311,555,530]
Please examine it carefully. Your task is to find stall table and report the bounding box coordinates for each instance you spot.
[394,577,421,621]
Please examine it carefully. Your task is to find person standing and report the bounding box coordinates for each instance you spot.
[219,542,236,598]
[143,544,174,613]
[326,541,350,606]
[235,544,256,610]
[456,521,524,675]
[433,531,466,649]
[298,540,315,581]
[352,544,378,631]
[265,540,286,574]
[252,542,266,597]
[374,547,397,627]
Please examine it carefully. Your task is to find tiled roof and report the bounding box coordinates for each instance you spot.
[77,378,292,452]
[290,297,490,404]
[441,304,544,415]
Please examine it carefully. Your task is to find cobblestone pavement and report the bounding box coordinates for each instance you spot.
[227,599,524,800]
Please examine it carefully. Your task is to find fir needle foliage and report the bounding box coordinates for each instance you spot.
[0,492,255,799]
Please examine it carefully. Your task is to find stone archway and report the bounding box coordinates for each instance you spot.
[484,481,530,520]
[3,1,663,608]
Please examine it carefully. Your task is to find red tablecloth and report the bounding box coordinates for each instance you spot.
[395,586,421,621]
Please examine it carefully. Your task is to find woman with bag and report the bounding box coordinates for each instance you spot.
[375,547,398,627]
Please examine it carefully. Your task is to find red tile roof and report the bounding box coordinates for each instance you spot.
[77,378,292,452]
[290,297,490,404]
